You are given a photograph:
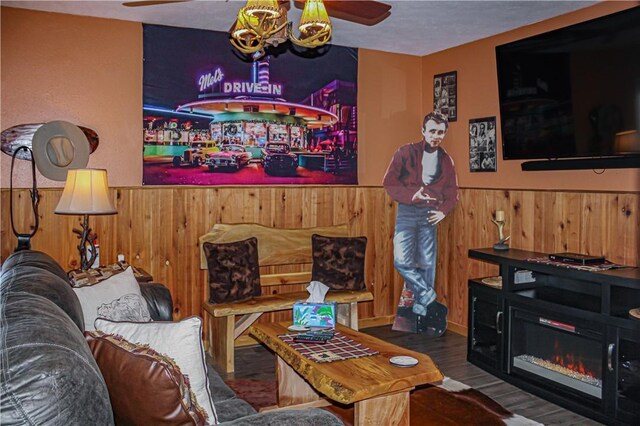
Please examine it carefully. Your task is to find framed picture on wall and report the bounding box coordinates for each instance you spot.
[469,117,497,172]
[433,71,457,122]
[141,25,359,186]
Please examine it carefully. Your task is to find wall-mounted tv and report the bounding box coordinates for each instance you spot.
[496,7,640,163]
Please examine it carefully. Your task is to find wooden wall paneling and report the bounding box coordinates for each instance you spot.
[241,188,260,223]
[538,192,560,254]
[300,186,318,228]
[532,191,546,254]
[590,192,639,265]
[274,187,298,228]
[115,188,133,264]
[352,188,375,319]
[451,207,469,328]
[615,193,639,265]
[2,187,637,333]
[45,190,78,269]
[562,192,582,253]
[373,190,396,319]
[173,187,197,319]
[255,187,273,226]
[458,190,479,278]
[510,190,535,251]
[437,212,456,323]
[3,191,31,253]
[581,192,606,258]
[551,191,570,253]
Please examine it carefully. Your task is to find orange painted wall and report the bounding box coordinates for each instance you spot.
[2,4,638,191]
[357,49,423,181]
[1,8,142,189]
[418,1,640,192]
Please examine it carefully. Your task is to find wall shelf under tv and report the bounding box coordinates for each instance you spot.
[521,156,640,171]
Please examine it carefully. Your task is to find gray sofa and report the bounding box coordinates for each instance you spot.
[0,250,342,425]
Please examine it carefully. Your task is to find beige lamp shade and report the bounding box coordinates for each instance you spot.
[55,169,117,215]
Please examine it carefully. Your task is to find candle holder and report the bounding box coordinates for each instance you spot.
[491,211,510,251]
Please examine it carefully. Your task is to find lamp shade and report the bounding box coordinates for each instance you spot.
[55,169,117,215]
[244,0,280,18]
[299,0,331,34]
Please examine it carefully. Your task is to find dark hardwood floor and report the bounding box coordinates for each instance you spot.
[220,326,603,426]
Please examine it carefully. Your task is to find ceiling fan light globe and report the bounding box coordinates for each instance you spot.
[299,21,330,35]
[299,0,331,29]
[232,8,255,36]
[244,0,281,19]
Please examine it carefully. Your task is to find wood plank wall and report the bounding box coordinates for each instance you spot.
[2,187,638,332]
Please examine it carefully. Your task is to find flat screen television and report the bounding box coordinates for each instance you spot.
[496,7,640,161]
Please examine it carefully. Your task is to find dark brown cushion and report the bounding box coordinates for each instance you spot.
[203,238,261,304]
[85,331,208,426]
[311,234,367,291]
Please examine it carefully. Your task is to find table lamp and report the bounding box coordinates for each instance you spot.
[55,169,117,270]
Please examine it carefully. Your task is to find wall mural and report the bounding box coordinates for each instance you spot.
[142,25,358,186]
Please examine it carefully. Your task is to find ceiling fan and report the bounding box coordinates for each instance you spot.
[122,0,392,27]
[124,0,391,59]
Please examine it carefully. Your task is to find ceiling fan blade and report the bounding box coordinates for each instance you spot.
[123,0,191,7]
[293,0,391,26]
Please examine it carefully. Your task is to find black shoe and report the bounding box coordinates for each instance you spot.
[417,301,448,337]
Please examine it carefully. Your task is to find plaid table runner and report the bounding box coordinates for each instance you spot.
[279,331,379,363]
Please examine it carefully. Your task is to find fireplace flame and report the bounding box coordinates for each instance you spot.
[551,339,598,379]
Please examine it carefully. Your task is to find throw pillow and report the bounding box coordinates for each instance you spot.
[203,238,261,304]
[94,316,218,424]
[85,331,208,426]
[73,266,151,330]
[311,234,367,291]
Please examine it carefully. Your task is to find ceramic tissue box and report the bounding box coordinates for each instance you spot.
[293,301,336,329]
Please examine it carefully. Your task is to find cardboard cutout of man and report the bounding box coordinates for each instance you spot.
[383,111,459,335]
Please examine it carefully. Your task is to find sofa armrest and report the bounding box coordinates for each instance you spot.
[219,408,343,425]
[139,282,173,321]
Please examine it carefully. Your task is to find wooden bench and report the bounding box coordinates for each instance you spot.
[199,223,374,373]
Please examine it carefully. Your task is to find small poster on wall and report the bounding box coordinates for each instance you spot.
[433,71,457,122]
[469,117,497,172]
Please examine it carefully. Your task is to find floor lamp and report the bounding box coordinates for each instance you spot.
[55,169,117,270]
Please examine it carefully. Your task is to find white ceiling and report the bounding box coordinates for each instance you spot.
[2,0,599,56]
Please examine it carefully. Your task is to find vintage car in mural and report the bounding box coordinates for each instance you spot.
[172,141,218,167]
[205,144,252,171]
[262,143,298,176]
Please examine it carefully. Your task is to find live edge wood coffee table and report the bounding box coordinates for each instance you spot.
[249,322,444,425]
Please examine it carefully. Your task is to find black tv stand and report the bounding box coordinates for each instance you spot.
[521,156,640,171]
[467,248,640,425]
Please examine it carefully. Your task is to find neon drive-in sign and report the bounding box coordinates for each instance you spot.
[198,67,283,96]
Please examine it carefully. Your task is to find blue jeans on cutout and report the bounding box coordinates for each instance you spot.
[393,203,437,316]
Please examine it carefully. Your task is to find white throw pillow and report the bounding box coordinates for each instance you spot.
[73,266,151,330]
[94,316,218,425]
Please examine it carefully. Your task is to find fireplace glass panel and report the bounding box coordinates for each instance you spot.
[511,309,603,400]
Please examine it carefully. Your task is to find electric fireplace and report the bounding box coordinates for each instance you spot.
[510,308,603,400]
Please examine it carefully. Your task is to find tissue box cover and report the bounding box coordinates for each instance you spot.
[293,302,336,328]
